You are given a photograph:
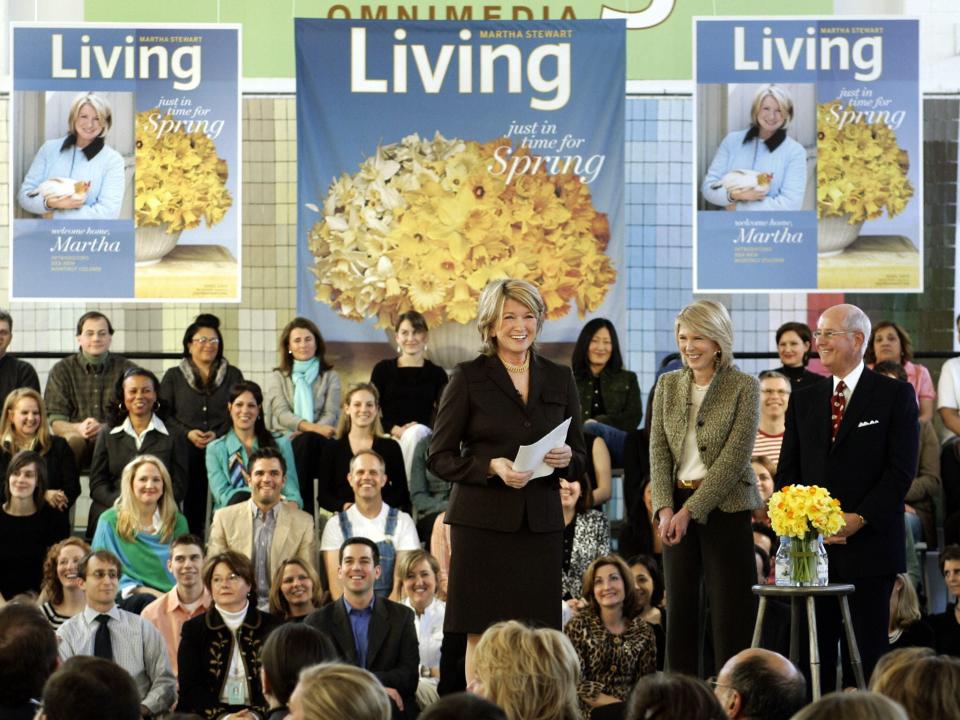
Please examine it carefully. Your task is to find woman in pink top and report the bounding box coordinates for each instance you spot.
[865,321,935,422]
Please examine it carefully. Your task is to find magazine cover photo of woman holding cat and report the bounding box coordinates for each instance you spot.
[699,84,813,212]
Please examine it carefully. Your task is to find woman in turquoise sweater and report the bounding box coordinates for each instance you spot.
[206,380,303,512]
[92,454,187,608]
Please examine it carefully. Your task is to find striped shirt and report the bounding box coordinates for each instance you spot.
[753,429,784,469]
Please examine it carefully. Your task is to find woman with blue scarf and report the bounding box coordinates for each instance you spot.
[266,317,341,512]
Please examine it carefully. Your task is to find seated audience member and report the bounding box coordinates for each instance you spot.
[789,691,908,720]
[753,371,790,468]
[754,546,771,585]
[206,380,303,512]
[573,318,643,466]
[711,647,806,720]
[888,573,933,650]
[57,549,176,717]
[320,449,419,600]
[208,447,316,610]
[564,555,656,718]
[36,655,142,720]
[626,673,727,720]
[89,366,187,536]
[627,554,665,666]
[0,451,70,600]
[751,456,776,525]
[473,620,581,720]
[260,623,338,720]
[875,360,942,545]
[39,536,91,627]
[418,693,507,720]
[753,522,777,558]
[306,538,419,720]
[866,321,935,422]
[141,533,212,674]
[871,649,960,720]
[92,455,188,608]
[396,550,445,709]
[289,663,392,720]
[44,311,133,466]
[269,558,325,621]
[770,322,822,390]
[929,544,960,656]
[0,309,40,411]
[561,474,611,605]
[584,433,614,507]
[0,602,58,719]
[159,313,244,534]
[938,315,960,526]
[317,383,410,513]
[371,310,449,480]
[178,550,281,718]
[409,434,451,550]
[0,388,79,510]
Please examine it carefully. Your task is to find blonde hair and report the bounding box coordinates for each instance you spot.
[67,93,112,137]
[476,278,545,356]
[0,388,52,455]
[115,455,178,543]
[474,621,580,720]
[295,663,391,720]
[675,300,735,370]
[790,692,907,720]
[750,85,794,130]
[395,549,441,602]
[335,383,385,439]
[268,559,324,619]
[871,654,960,720]
[889,573,922,631]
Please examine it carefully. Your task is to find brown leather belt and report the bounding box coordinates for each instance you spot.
[676,479,703,490]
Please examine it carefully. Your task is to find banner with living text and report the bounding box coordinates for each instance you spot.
[10,24,241,301]
[295,19,624,362]
[693,18,921,293]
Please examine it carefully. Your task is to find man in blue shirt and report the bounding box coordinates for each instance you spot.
[305,537,419,719]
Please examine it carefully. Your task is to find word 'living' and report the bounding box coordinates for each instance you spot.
[50,34,201,91]
[734,26,882,82]
[350,27,570,111]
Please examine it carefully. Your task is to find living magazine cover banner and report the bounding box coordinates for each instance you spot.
[694,18,921,293]
[10,24,241,301]
[295,19,624,358]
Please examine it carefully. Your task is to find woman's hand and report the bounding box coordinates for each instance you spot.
[391,421,417,439]
[489,458,534,489]
[187,429,216,449]
[586,693,622,708]
[45,194,85,210]
[544,443,572,469]
[44,489,68,511]
[662,506,692,546]
[730,187,769,203]
[566,597,586,617]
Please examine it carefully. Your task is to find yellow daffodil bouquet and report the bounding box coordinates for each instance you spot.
[134,109,233,234]
[768,484,845,539]
[816,100,913,225]
[306,132,615,329]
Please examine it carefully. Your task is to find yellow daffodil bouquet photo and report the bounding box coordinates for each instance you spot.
[134,109,233,264]
[306,132,615,330]
[816,100,914,255]
[768,484,845,586]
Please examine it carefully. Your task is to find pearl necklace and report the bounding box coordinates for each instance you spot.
[501,354,530,374]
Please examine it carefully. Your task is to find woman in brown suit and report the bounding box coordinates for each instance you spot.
[650,299,760,676]
[428,278,586,682]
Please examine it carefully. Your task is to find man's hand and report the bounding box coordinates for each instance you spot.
[76,417,102,439]
[384,687,404,711]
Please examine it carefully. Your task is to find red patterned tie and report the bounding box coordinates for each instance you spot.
[831,380,847,442]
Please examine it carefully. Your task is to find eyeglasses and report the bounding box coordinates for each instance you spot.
[812,330,851,341]
[89,570,119,580]
[192,336,220,345]
[760,389,790,396]
[211,573,242,586]
[707,676,735,692]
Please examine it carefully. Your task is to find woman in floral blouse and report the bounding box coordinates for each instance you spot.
[564,554,656,719]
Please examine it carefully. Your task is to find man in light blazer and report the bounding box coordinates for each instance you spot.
[305,537,419,720]
[778,304,919,691]
[208,446,316,609]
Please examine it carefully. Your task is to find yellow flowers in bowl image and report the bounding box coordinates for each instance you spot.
[768,484,845,540]
[134,109,233,264]
[306,132,615,329]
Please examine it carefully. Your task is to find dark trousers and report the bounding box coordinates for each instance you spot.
[663,504,756,677]
[816,573,895,692]
[183,444,208,536]
[292,432,330,516]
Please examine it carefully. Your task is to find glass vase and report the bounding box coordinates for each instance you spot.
[775,534,828,587]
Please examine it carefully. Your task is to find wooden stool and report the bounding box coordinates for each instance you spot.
[750,584,865,699]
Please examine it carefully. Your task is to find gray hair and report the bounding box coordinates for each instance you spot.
[831,304,872,358]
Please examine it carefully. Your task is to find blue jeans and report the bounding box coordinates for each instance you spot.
[584,420,627,467]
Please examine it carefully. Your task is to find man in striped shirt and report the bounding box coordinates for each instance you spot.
[753,370,791,469]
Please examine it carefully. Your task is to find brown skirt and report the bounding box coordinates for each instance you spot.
[444,520,562,634]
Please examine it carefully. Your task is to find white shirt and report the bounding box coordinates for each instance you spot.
[111,414,169,450]
[938,356,960,441]
[833,361,866,403]
[320,502,420,551]
[402,596,445,676]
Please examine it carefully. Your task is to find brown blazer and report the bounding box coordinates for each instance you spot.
[427,353,586,533]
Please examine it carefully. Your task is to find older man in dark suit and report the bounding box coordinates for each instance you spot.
[305,537,419,720]
[778,303,919,690]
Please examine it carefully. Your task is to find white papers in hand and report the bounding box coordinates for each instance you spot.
[513,418,572,480]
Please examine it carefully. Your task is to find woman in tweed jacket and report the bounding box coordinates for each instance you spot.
[650,300,760,676]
